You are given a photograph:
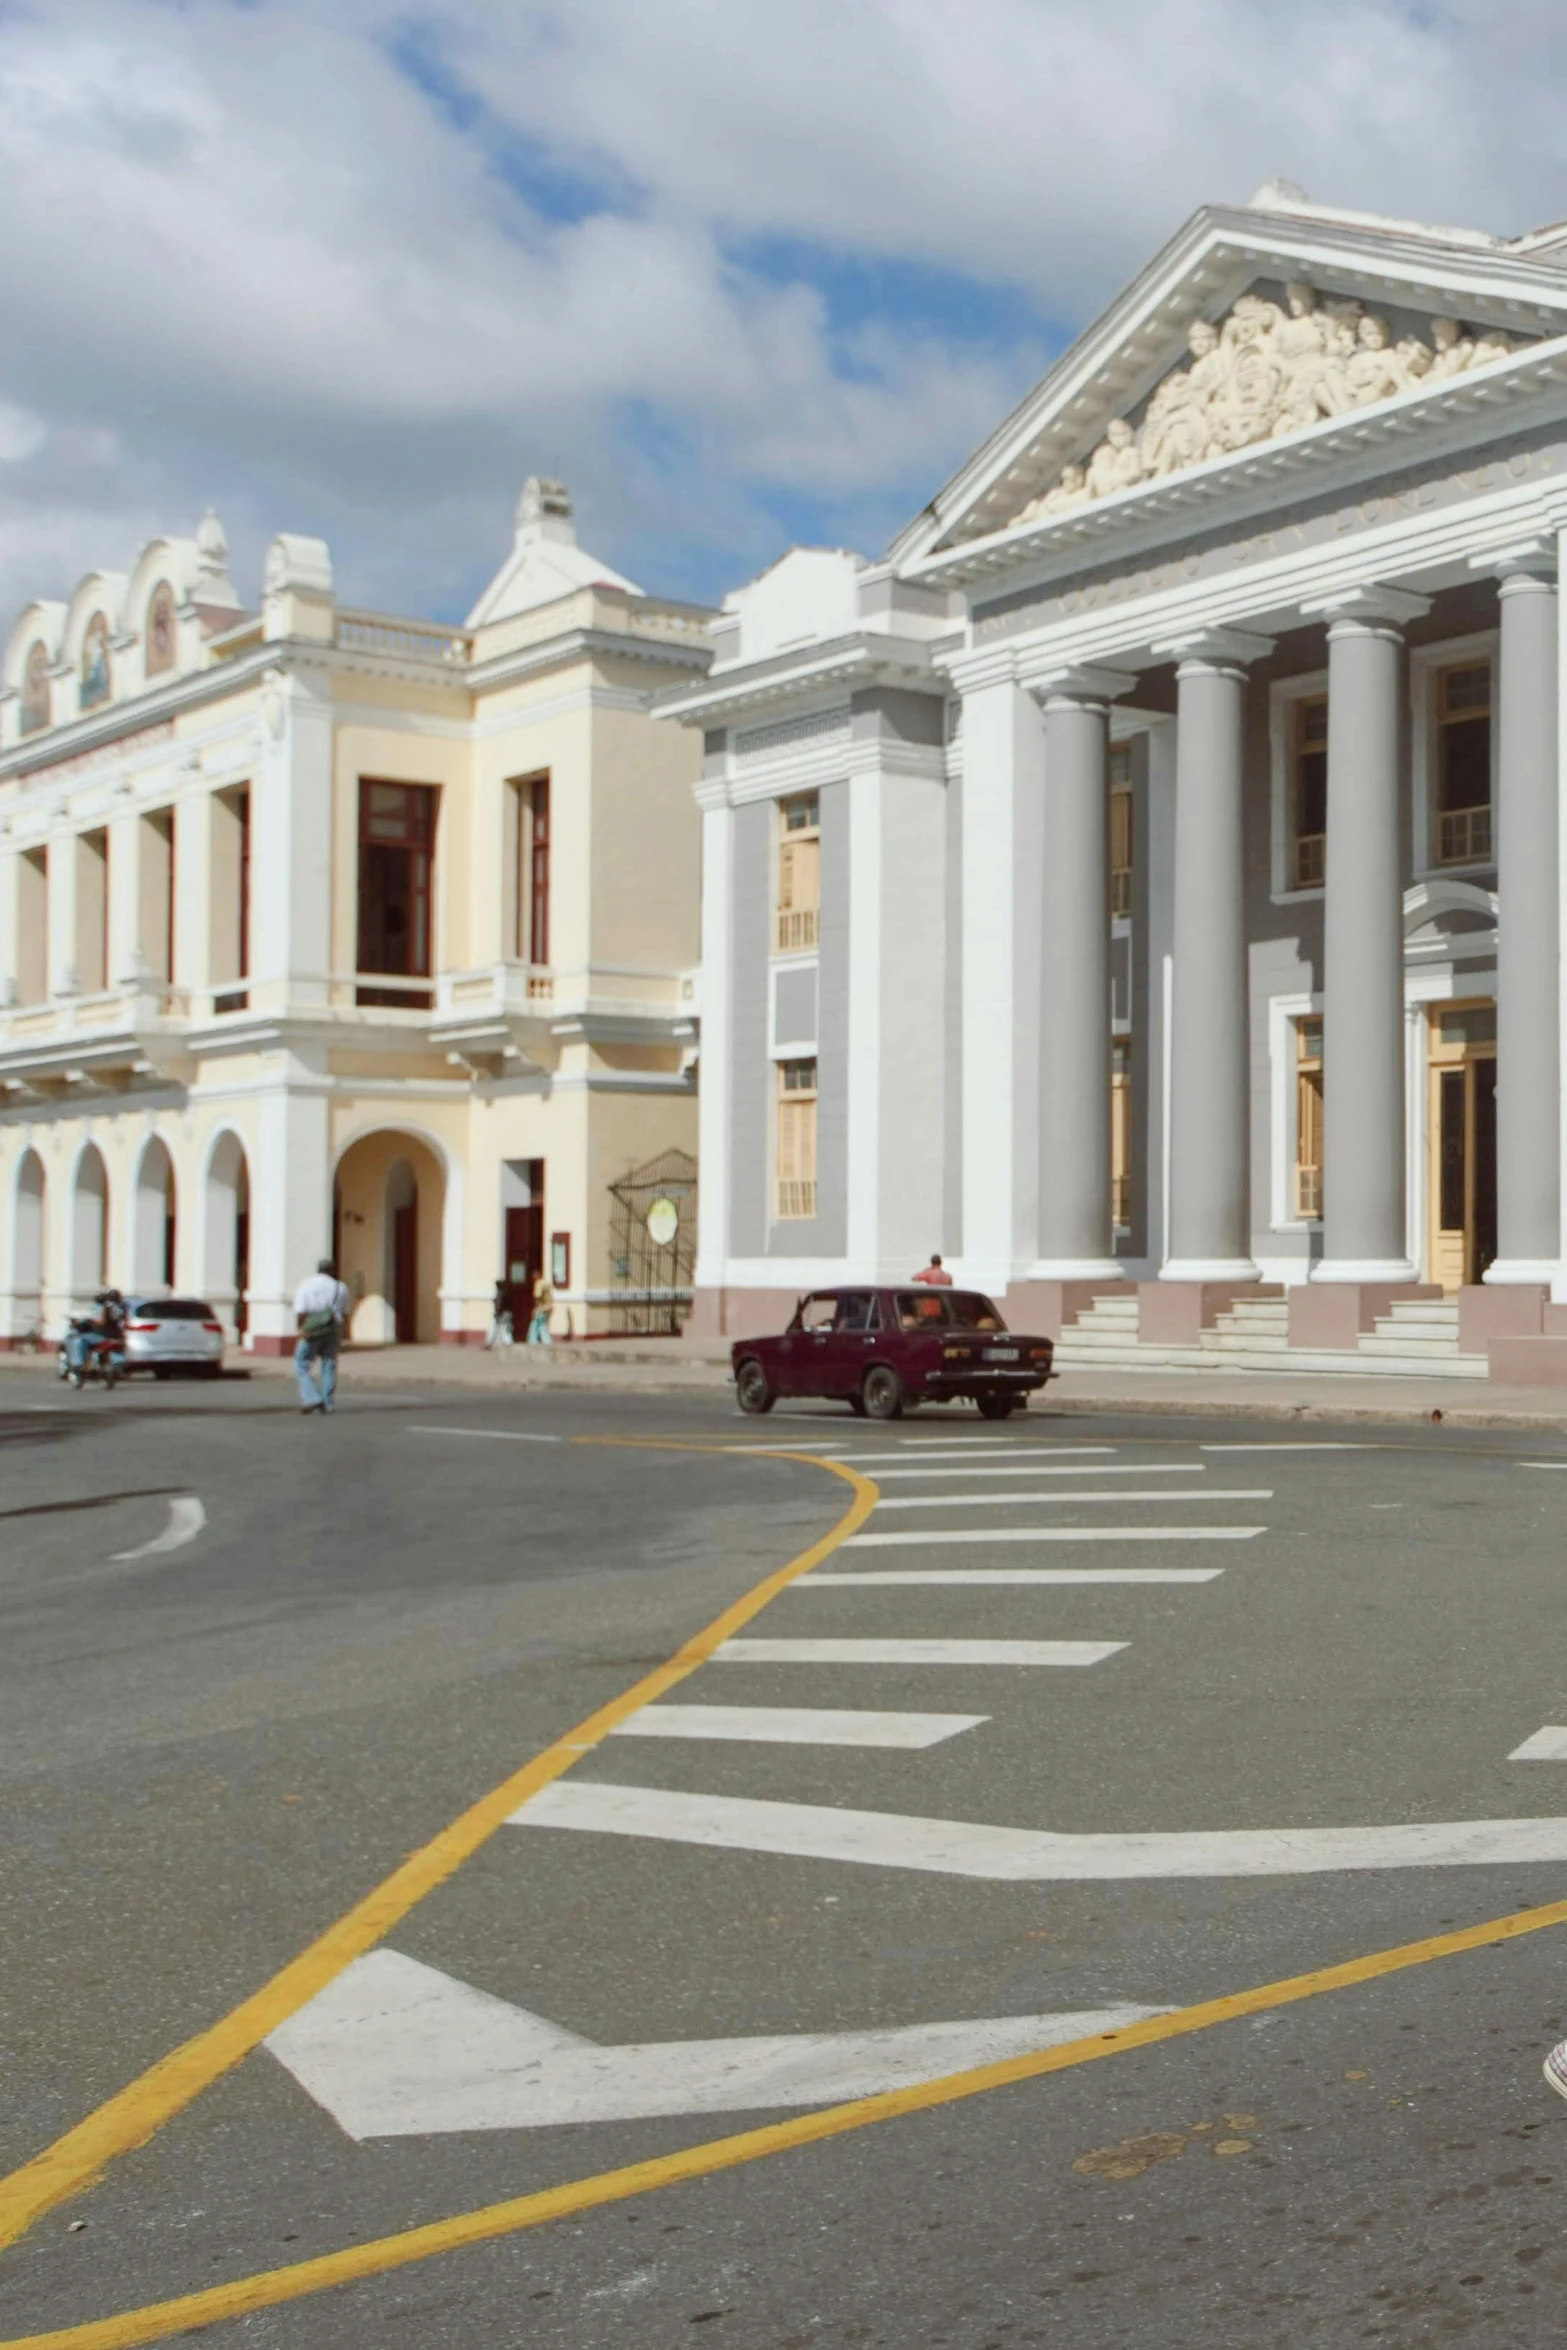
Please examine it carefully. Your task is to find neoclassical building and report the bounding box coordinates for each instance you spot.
[669,184,1567,1378]
[0,481,708,1351]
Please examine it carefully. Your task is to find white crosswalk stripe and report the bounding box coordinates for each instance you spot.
[797,1567,1223,1587]
[611,1705,989,1747]
[864,1462,1204,1481]
[715,1636,1125,1667]
[873,1488,1270,1510]
[845,1525,1265,1546]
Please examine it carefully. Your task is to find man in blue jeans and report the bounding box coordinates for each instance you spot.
[293,1259,349,1415]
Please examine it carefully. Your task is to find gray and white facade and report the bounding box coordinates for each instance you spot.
[667,187,1567,1376]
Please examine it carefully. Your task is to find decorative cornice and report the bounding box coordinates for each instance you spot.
[658,633,942,729]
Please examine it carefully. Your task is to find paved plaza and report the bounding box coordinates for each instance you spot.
[5,1382,1567,2343]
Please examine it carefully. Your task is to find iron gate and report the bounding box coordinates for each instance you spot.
[607,1148,698,1334]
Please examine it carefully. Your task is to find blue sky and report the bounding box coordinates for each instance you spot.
[2,0,1567,622]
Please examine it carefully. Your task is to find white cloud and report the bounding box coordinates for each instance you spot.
[0,0,1565,619]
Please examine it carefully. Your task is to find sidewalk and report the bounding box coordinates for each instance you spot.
[9,1339,1567,1430]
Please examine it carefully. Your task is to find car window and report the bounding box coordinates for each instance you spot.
[131,1299,216,1322]
[834,1292,875,1332]
[799,1295,840,1333]
[947,1292,1007,1330]
[894,1291,950,1331]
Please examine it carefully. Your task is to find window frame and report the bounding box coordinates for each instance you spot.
[1268,992,1324,1229]
[1410,629,1499,880]
[355,777,439,1008]
[775,791,821,956]
[1108,743,1134,920]
[774,1053,818,1222]
[1268,671,1329,904]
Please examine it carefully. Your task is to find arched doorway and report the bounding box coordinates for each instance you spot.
[133,1137,177,1293]
[12,1150,45,1341]
[332,1130,446,1343]
[203,1131,250,1340]
[70,1144,108,1307]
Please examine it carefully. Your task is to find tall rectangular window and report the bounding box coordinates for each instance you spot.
[1435,660,1492,866]
[16,847,47,1005]
[1109,745,1133,917]
[777,792,820,953]
[76,829,108,995]
[357,780,436,1008]
[1111,1035,1132,1228]
[210,787,250,1010]
[1290,697,1327,890]
[776,1057,818,1220]
[1295,1016,1323,1218]
[139,810,174,982]
[508,775,551,963]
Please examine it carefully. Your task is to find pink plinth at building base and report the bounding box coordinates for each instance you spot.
[1457,1283,1547,1353]
[1137,1281,1281,1345]
[687,1287,803,1340]
[1003,1280,1126,1340]
[1489,1335,1567,1384]
[1287,1283,1441,1351]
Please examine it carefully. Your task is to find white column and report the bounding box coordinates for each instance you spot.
[1153,628,1273,1280]
[1303,585,1429,1283]
[1030,667,1133,1276]
[0,835,18,1008]
[954,669,1039,1292]
[845,757,946,1277]
[252,665,333,1009]
[107,795,141,985]
[1481,545,1560,1282]
[48,826,77,997]
[174,782,213,1006]
[692,793,733,1295]
[246,1053,332,1351]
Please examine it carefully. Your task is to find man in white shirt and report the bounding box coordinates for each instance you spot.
[293,1258,350,1415]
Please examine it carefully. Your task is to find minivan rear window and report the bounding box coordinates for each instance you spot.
[131,1299,215,1322]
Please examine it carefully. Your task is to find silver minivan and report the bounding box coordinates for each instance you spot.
[123,1297,226,1378]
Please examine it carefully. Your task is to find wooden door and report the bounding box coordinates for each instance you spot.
[1427,1002,1498,1288]
[504,1203,542,1326]
[393,1201,418,1342]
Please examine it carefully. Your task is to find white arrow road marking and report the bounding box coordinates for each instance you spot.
[611,1705,988,1747]
[846,1526,1265,1546]
[798,1567,1223,1587]
[111,1495,205,1561]
[715,1637,1125,1667]
[264,1949,1165,2137]
[1509,1727,1567,1760]
[874,1489,1269,1509]
[513,1782,1567,1881]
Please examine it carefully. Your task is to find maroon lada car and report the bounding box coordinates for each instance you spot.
[732,1285,1054,1421]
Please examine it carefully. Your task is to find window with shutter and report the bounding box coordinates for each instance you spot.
[1295,1017,1323,1218]
[777,794,820,952]
[776,1058,818,1219]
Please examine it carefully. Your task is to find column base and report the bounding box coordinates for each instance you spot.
[1458,1282,1545,1353]
[1158,1258,1259,1284]
[1310,1259,1418,1283]
[1024,1259,1127,1281]
[1483,1260,1560,1286]
[1288,1282,1439,1351]
[1139,1280,1277,1346]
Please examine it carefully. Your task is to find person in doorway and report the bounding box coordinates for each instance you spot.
[485,1276,513,1350]
[526,1272,554,1346]
[293,1258,350,1415]
[913,1254,953,1287]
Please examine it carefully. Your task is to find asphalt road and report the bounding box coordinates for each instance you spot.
[7,1377,1567,2346]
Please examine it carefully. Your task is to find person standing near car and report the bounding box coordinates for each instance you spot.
[913,1254,953,1287]
[293,1258,350,1415]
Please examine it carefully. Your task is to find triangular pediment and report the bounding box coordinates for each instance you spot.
[895,193,1567,566]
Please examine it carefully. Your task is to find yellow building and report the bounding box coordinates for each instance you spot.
[0,482,708,1352]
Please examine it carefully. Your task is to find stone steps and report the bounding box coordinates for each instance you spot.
[1050,1284,1484,1379]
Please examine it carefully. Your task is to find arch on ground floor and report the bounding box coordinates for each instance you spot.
[201,1126,251,1338]
[131,1133,177,1294]
[68,1140,109,1305]
[12,1148,45,1337]
[331,1124,454,1344]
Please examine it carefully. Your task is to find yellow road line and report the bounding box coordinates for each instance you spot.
[7,1890,1567,2349]
[0,1445,877,2255]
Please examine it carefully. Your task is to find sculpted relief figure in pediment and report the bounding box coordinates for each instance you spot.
[1013,285,1530,527]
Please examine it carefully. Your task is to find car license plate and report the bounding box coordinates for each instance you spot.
[983,1347,1019,1362]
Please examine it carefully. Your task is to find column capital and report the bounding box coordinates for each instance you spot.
[1150,625,1274,669]
[1469,537,1558,588]
[1299,583,1431,631]
[1028,664,1136,712]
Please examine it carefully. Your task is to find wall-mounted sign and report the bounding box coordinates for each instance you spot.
[646,1196,679,1248]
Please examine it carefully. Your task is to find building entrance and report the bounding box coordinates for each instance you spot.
[1427,1002,1497,1289]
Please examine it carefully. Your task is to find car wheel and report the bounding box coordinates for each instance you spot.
[200,1363,222,1381]
[56,1349,69,1380]
[152,1367,170,1381]
[976,1393,1016,1420]
[68,1369,83,1391]
[862,1365,903,1422]
[735,1358,775,1416]
[847,1393,868,1417]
